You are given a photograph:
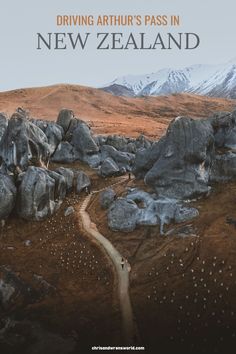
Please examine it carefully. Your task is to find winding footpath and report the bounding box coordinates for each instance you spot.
[79,177,138,345]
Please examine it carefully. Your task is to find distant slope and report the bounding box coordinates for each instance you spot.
[103,59,236,99]
[0,84,235,139]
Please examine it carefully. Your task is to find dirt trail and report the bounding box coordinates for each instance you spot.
[78,179,138,344]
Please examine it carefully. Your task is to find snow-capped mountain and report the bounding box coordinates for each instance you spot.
[102,59,236,99]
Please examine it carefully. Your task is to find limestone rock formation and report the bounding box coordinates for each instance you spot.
[0,113,8,142]
[108,198,139,232]
[133,117,215,199]
[55,167,74,191]
[56,109,74,133]
[100,157,120,177]
[51,142,80,163]
[17,166,67,220]
[0,111,51,172]
[76,171,91,193]
[0,171,17,219]
[100,188,116,209]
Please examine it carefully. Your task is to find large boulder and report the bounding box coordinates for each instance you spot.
[55,167,74,191]
[51,142,80,163]
[0,111,51,172]
[17,167,67,220]
[101,145,134,170]
[211,111,236,149]
[56,109,74,133]
[45,123,64,154]
[132,138,166,179]
[71,121,99,157]
[210,153,236,182]
[0,113,8,142]
[100,188,116,209]
[76,171,91,193]
[0,171,17,219]
[100,157,120,177]
[108,198,139,232]
[103,135,129,152]
[141,117,215,199]
[125,188,199,234]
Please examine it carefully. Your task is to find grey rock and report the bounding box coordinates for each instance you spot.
[45,123,64,154]
[105,135,129,151]
[101,145,134,168]
[0,279,15,306]
[100,157,120,177]
[126,188,199,234]
[144,117,214,199]
[55,167,74,191]
[76,171,91,193]
[51,142,80,163]
[132,138,165,179]
[71,121,99,156]
[30,119,48,132]
[135,134,152,150]
[108,198,139,232]
[0,172,17,219]
[64,206,75,216]
[100,188,116,209]
[0,113,8,142]
[17,166,67,220]
[56,109,74,132]
[211,111,236,150]
[174,206,199,223]
[84,153,101,168]
[0,111,51,172]
[210,152,236,182]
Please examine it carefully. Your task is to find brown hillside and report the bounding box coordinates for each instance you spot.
[0,84,235,139]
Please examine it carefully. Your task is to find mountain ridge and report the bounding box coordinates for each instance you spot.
[102,59,236,99]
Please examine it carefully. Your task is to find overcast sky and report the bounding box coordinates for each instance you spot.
[0,0,235,91]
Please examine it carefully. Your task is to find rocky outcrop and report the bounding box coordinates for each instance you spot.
[0,171,17,220]
[0,113,8,142]
[71,121,99,157]
[100,157,120,177]
[51,142,80,163]
[45,123,64,154]
[17,167,67,220]
[96,134,152,153]
[108,198,140,232]
[55,167,74,191]
[100,145,134,174]
[133,117,215,199]
[0,111,51,172]
[108,189,199,234]
[76,171,91,193]
[100,188,116,209]
[56,109,74,133]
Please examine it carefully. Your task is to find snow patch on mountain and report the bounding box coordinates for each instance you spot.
[104,59,236,99]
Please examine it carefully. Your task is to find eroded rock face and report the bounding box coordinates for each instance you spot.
[0,171,17,219]
[17,167,67,220]
[76,171,91,193]
[100,188,116,209]
[101,145,134,171]
[100,157,120,177]
[125,188,199,234]
[51,142,80,163]
[55,167,74,191]
[108,198,139,232]
[0,112,51,172]
[71,121,99,157]
[0,113,8,142]
[56,109,74,133]
[134,117,214,199]
[45,123,64,154]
